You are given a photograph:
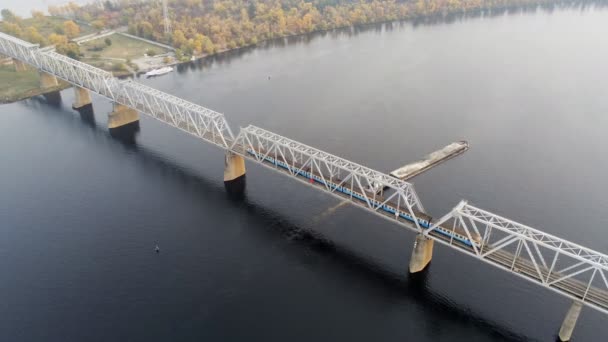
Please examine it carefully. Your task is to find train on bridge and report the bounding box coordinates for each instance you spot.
[246,148,482,248]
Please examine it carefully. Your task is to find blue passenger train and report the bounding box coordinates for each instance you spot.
[246,149,481,248]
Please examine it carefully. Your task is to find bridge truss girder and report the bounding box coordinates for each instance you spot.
[120,81,233,148]
[0,32,233,149]
[427,201,608,313]
[0,32,39,65]
[231,125,426,229]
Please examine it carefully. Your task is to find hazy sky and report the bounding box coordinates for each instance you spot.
[1,0,89,17]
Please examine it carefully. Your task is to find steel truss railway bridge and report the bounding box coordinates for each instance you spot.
[1,31,607,341]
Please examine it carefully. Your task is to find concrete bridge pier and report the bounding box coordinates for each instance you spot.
[72,86,92,109]
[13,58,26,72]
[224,152,246,193]
[39,71,59,88]
[558,301,583,341]
[409,234,434,273]
[108,103,139,129]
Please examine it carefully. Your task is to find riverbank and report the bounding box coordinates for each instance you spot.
[1,1,595,103]
[0,64,70,104]
[145,1,589,73]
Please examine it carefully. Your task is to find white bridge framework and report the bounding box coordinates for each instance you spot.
[2,31,608,316]
[427,201,608,314]
[0,32,234,149]
[231,125,426,226]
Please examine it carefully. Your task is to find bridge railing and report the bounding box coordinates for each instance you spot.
[427,201,608,313]
[231,125,426,227]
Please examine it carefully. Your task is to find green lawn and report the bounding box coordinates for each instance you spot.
[0,63,69,103]
[0,64,40,101]
[80,33,168,61]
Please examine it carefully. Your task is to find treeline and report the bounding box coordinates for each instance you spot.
[4,0,588,61]
[0,9,82,58]
[58,0,568,59]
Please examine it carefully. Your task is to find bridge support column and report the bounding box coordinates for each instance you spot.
[224,152,246,193]
[13,59,27,72]
[108,103,139,129]
[40,71,59,89]
[409,234,434,273]
[559,301,583,341]
[39,71,59,89]
[72,86,92,109]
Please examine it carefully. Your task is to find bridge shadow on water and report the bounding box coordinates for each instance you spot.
[17,95,543,341]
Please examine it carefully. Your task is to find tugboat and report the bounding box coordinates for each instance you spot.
[145,66,173,77]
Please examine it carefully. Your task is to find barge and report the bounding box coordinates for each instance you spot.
[390,141,469,181]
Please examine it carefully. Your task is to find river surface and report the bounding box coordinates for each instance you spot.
[2,4,608,342]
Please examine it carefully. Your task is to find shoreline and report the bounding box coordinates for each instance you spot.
[0,79,70,105]
[134,1,577,74]
[1,1,586,104]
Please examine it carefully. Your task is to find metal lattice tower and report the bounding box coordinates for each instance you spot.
[162,0,171,36]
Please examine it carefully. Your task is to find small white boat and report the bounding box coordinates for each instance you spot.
[145,66,173,77]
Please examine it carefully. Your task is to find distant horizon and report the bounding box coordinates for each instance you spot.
[3,0,90,18]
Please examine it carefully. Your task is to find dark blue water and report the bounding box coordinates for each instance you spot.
[1,5,608,341]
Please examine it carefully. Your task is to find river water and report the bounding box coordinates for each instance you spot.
[1,4,608,341]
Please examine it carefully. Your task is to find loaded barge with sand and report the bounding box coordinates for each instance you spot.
[390,141,469,181]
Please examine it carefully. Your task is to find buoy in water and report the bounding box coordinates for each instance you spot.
[155,245,160,253]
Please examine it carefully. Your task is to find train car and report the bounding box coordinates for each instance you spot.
[246,148,482,248]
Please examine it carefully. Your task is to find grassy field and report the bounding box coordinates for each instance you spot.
[0,64,69,103]
[21,16,96,38]
[80,33,168,61]
[0,64,40,101]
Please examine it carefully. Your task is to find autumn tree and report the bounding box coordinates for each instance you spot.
[137,21,154,39]
[56,42,81,59]
[48,5,60,16]
[172,29,187,48]
[91,20,105,30]
[63,20,80,39]
[1,22,22,37]
[25,27,46,45]
[1,9,16,22]
[202,36,214,54]
[31,10,45,20]
[48,33,68,46]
